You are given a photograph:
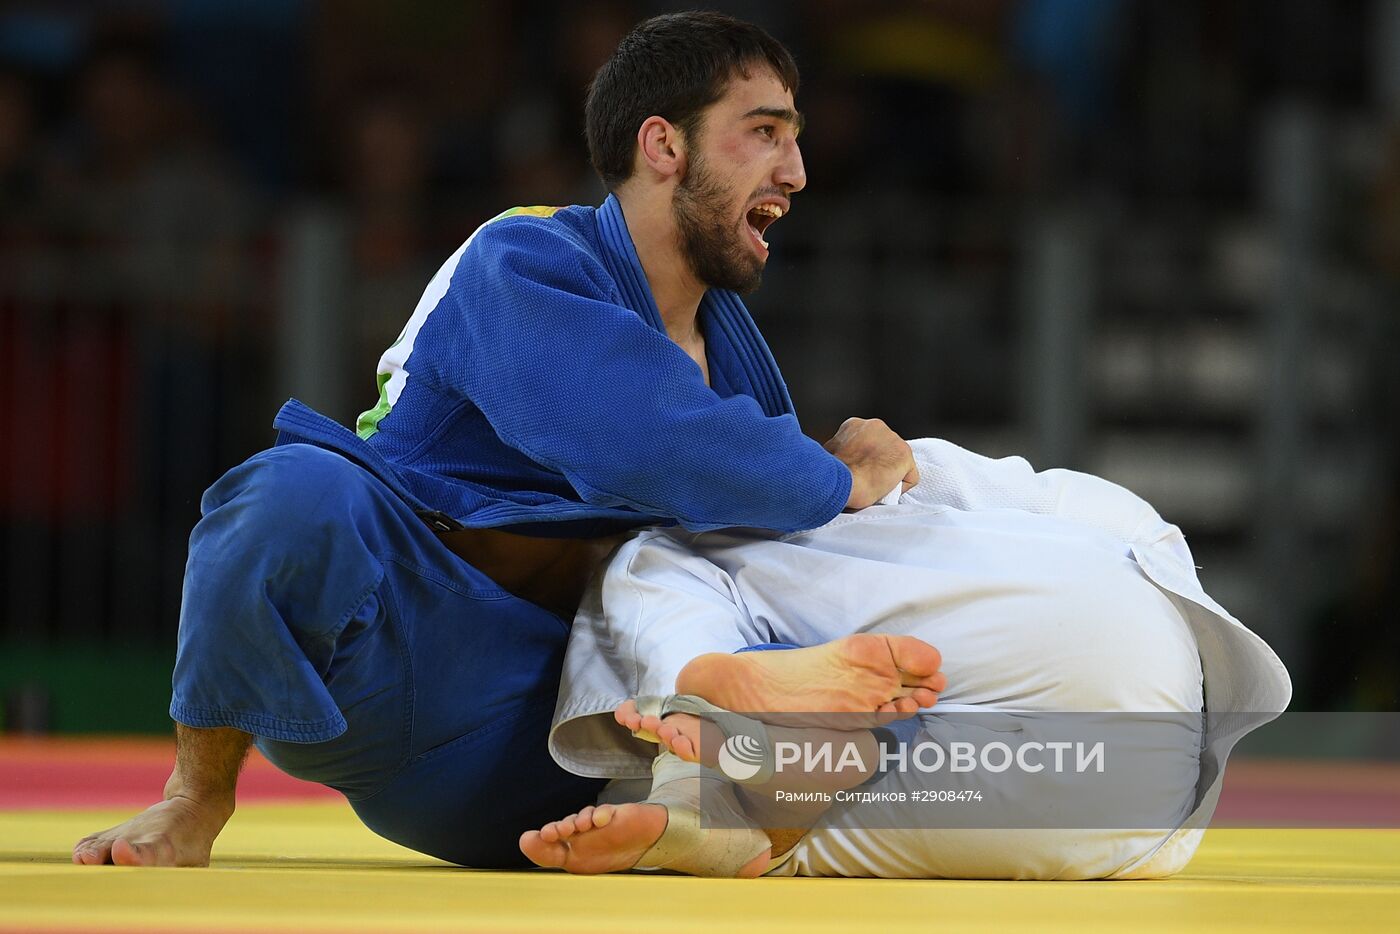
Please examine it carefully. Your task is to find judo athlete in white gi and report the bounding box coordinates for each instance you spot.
[523,438,1292,880]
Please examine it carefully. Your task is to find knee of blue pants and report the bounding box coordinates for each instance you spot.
[190,444,398,638]
[172,444,404,742]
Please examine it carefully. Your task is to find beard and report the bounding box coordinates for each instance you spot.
[672,151,764,295]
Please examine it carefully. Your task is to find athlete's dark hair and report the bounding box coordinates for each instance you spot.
[584,11,799,191]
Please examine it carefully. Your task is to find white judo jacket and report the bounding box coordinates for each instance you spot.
[548,439,1292,879]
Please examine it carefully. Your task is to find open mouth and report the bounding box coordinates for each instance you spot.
[745,202,785,251]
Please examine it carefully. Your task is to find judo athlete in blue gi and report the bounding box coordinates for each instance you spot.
[73,11,944,869]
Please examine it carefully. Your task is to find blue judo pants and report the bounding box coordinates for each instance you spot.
[169,443,605,867]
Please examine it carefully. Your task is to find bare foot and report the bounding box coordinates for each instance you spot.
[674,633,945,719]
[519,803,667,875]
[74,725,248,868]
[72,794,233,867]
[519,803,769,878]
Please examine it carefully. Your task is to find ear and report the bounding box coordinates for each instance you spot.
[635,115,687,181]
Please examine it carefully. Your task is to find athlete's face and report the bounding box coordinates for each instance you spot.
[672,69,806,294]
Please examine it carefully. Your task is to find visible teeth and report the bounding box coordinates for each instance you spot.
[747,220,769,249]
[747,204,780,250]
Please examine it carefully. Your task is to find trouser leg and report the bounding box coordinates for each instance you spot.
[170,443,603,867]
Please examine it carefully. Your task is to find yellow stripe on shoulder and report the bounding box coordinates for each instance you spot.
[491,205,565,222]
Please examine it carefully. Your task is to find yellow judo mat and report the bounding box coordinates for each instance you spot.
[2,739,1398,933]
[3,805,1398,932]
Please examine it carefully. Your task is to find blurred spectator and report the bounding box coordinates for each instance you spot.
[165,0,308,192]
[40,24,265,633]
[0,69,42,237]
[494,0,634,206]
[340,86,442,387]
[312,1,506,207]
[48,27,260,318]
[809,0,1011,192]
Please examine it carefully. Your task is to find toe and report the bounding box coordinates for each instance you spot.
[592,804,615,828]
[900,669,946,691]
[892,696,919,715]
[110,838,143,867]
[672,734,698,762]
[615,699,641,730]
[911,671,947,693]
[908,687,940,708]
[574,806,596,833]
[519,830,568,869]
[657,723,699,761]
[548,816,579,841]
[73,842,109,866]
[889,636,943,676]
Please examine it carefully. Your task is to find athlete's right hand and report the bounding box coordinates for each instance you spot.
[823,417,919,510]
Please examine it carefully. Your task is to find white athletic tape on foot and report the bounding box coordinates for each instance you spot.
[633,751,770,877]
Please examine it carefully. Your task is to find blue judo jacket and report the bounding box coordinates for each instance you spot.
[272,195,852,536]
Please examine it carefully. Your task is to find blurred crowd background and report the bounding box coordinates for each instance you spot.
[1,0,1397,735]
